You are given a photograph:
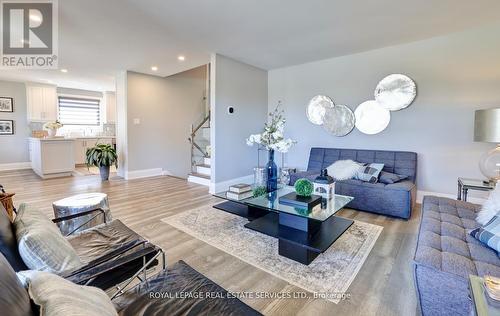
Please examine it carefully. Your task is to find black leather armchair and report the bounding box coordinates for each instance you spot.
[0,203,164,296]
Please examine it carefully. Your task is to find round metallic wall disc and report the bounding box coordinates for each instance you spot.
[322,104,355,137]
[306,95,334,125]
[374,74,416,111]
[354,100,391,135]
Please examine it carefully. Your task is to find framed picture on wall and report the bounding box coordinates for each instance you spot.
[0,120,14,135]
[0,97,13,112]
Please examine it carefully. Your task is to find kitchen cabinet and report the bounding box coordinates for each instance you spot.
[26,84,58,122]
[74,138,113,165]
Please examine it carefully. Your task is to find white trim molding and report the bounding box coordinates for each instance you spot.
[0,162,31,171]
[125,168,164,180]
[209,174,253,194]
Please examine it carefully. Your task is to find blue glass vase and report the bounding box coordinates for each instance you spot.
[266,149,278,192]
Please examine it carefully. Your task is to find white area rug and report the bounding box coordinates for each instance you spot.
[162,206,383,303]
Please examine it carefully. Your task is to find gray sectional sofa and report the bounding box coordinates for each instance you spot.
[414,196,500,315]
[290,148,417,219]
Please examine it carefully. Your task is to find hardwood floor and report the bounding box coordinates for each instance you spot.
[1,169,420,316]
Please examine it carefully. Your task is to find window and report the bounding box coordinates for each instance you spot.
[58,96,100,126]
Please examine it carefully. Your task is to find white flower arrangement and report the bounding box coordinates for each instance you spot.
[43,121,63,130]
[246,103,296,153]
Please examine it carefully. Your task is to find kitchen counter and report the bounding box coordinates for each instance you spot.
[29,138,75,179]
[30,136,115,141]
[29,136,117,178]
[72,136,116,139]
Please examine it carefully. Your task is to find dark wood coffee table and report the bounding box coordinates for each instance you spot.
[213,186,354,265]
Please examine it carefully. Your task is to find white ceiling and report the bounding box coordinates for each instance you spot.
[1,0,500,91]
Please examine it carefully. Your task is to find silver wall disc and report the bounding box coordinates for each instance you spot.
[323,104,355,137]
[354,100,391,135]
[306,95,334,125]
[374,74,416,111]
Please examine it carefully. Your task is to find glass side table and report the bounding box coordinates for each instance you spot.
[457,178,494,202]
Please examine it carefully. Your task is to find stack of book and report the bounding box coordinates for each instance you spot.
[226,184,253,200]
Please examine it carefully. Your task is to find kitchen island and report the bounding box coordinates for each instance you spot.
[29,137,75,179]
[29,136,116,179]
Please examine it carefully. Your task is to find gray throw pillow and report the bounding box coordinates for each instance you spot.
[356,163,384,184]
[17,270,117,316]
[13,203,82,274]
[379,171,408,184]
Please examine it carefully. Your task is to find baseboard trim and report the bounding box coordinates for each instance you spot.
[416,190,487,205]
[0,162,31,171]
[209,174,253,194]
[125,168,164,180]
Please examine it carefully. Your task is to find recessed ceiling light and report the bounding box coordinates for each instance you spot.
[61,69,68,73]
[151,66,158,71]
[177,55,185,61]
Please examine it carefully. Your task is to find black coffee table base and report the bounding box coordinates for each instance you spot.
[213,201,353,265]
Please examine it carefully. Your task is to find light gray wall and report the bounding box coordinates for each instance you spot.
[0,80,29,164]
[210,54,268,187]
[126,65,207,177]
[268,23,500,197]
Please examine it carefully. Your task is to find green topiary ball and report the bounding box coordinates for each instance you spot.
[294,178,313,197]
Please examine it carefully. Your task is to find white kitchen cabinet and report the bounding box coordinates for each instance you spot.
[74,138,114,165]
[74,139,86,164]
[26,84,58,122]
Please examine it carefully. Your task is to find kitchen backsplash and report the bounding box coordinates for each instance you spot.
[28,122,115,137]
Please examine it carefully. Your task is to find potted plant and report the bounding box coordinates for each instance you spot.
[85,143,117,181]
[43,120,63,137]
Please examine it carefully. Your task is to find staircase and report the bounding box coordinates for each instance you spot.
[187,113,211,187]
[187,156,211,186]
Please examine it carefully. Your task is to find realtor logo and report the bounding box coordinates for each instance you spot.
[0,0,58,68]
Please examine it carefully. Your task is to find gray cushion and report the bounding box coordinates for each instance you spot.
[336,179,415,218]
[356,163,384,183]
[13,203,82,274]
[379,171,408,184]
[414,196,500,316]
[307,148,417,182]
[289,171,319,185]
[17,270,117,316]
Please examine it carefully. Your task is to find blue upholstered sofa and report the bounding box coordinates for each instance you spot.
[414,196,500,315]
[289,148,417,219]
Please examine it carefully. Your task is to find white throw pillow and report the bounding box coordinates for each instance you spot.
[17,270,117,316]
[477,183,500,225]
[326,160,363,181]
